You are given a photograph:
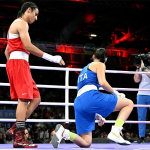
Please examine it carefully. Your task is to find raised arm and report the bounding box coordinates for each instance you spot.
[134,67,142,83]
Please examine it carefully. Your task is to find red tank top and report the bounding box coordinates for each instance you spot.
[7,18,29,55]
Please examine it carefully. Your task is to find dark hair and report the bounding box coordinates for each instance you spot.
[94,48,107,63]
[17,2,38,17]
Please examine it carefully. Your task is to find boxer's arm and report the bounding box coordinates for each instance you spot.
[18,21,44,57]
[18,21,65,65]
[97,63,114,93]
[4,44,9,60]
[97,63,125,97]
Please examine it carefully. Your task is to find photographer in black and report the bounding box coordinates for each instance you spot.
[133,52,150,143]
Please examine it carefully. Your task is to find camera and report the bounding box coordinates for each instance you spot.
[131,53,150,66]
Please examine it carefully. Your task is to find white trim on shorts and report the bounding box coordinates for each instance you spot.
[77,85,97,97]
[9,51,29,62]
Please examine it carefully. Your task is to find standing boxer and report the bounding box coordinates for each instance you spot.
[5,1,65,148]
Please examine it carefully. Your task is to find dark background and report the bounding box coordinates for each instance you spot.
[0,0,150,142]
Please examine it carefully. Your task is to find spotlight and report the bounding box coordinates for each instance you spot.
[90,34,97,37]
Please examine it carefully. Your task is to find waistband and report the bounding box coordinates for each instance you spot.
[77,85,97,97]
[9,51,29,62]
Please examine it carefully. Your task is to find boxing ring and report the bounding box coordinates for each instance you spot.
[1,143,150,150]
[0,64,150,150]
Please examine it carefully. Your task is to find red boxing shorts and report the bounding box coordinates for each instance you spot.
[6,59,40,100]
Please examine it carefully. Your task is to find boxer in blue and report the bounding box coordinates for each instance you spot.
[52,48,134,148]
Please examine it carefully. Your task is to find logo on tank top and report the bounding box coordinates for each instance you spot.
[78,73,88,83]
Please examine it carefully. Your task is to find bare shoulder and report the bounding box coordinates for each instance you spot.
[9,19,28,33]
[17,20,29,30]
[89,62,105,72]
[96,62,105,70]
[91,62,105,68]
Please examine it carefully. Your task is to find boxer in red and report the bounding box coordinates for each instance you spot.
[4,1,65,148]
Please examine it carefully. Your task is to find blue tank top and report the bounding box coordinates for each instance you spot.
[77,63,101,91]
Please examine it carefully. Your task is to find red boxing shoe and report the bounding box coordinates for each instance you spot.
[13,129,38,148]
[6,123,16,140]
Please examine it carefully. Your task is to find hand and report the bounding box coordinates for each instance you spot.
[42,53,65,65]
[96,113,105,127]
[59,59,65,66]
[113,90,126,98]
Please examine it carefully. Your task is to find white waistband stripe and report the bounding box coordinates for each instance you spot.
[9,51,29,62]
[77,85,97,97]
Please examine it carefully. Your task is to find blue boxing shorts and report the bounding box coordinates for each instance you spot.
[74,90,118,135]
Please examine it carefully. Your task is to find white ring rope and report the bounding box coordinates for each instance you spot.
[0,63,150,124]
[0,119,150,124]
[0,101,74,106]
[0,83,77,89]
[1,64,150,74]
[0,101,150,108]
[0,83,150,91]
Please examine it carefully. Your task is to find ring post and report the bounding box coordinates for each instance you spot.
[65,67,69,123]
